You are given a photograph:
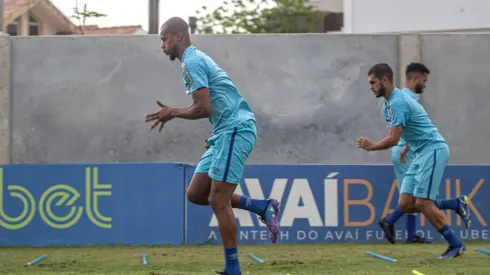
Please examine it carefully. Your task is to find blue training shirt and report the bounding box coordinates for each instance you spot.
[383,88,446,153]
[180,45,255,134]
[396,88,420,147]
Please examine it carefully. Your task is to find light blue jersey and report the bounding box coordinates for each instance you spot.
[182,46,256,184]
[181,45,255,134]
[397,88,420,147]
[383,88,446,153]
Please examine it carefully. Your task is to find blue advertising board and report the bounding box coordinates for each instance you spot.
[0,163,185,246]
[1,163,488,246]
[186,164,490,245]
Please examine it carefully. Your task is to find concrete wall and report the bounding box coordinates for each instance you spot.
[4,33,490,164]
[419,34,490,164]
[0,35,11,164]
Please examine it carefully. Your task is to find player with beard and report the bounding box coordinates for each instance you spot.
[385,63,433,244]
[144,17,280,275]
[356,63,471,259]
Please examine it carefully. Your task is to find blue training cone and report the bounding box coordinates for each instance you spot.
[248,253,264,264]
[476,248,490,256]
[365,251,397,263]
[26,255,47,266]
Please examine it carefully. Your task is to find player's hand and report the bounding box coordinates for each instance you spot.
[356,137,373,151]
[204,133,213,149]
[144,100,173,133]
[400,146,409,163]
[400,151,407,163]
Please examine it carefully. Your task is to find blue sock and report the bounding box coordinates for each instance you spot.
[433,198,459,211]
[385,207,405,225]
[238,196,268,216]
[438,225,463,247]
[224,247,240,274]
[406,214,416,239]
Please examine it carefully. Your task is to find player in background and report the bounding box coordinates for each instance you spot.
[388,63,432,244]
[356,63,471,258]
[144,17,280,275]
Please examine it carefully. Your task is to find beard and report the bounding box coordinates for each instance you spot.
[376,84,386,98]
[169,47,179,61]
[414,84,424,94]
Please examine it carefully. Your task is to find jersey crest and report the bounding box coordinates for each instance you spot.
[182,68,194,88]
[385,102,394,123]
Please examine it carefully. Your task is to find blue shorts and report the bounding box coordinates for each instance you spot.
[391,144,415,192]
[195,120,256,184]
[401,143,450,200]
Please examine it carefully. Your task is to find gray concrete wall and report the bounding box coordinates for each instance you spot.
[0,35,11,164]
[10,34,397,164]
[419,34,490,164]
[7,34,489,164]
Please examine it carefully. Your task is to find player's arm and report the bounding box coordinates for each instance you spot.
[170,88,211,120]
[366,126,403,151]
[170,59,212,120]
[365,99,411,151]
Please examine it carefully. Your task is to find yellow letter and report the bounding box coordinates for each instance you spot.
[344,179,375,227]
[0,168,36,230]
[86,167,112,228]
[38,185,83,229]
[381,179,398,218]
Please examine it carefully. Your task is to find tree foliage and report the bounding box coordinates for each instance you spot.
[72,0,108,35]
[195,0,327,34]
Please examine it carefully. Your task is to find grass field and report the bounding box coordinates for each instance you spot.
[1,242,489,274]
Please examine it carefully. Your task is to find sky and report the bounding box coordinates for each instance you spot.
[50,0,226,31]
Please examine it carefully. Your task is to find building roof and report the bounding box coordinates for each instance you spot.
[4,0,146,35]
[4,0,43,23]
[76,25,145,35]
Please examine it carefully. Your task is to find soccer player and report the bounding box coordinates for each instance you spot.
[356,63,471,258]
[388,63,432,244]
[144,17,280,274]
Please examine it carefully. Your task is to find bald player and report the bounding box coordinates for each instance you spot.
[144,17,280,275]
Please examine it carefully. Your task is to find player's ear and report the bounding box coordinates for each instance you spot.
[176,32,183,41]
[384,76,391,85]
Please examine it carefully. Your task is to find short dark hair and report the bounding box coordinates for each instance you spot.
[367,63,393,83]
[405,62,430,79]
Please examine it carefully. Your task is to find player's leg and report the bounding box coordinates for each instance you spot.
[397,149,429,243]
[431,189,471,229]
[387,146,410,230]
[187,148,267,213]
[208,121,276,275]
[187,147,215,205]
[188,172,273,217]
[213,121,280,243]
[209,179,240,275]
[407,144,471,229]
[400,150,417,241]
[433,195,471,228]
[379,146,418,244]
[207,129,245,275]
[413,145,465,258]
[380,174,417,243]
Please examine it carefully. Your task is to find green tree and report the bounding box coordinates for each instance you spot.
[72,0,108,34]
[195,0,327,34]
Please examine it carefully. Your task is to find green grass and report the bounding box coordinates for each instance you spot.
[1,242,489,274]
